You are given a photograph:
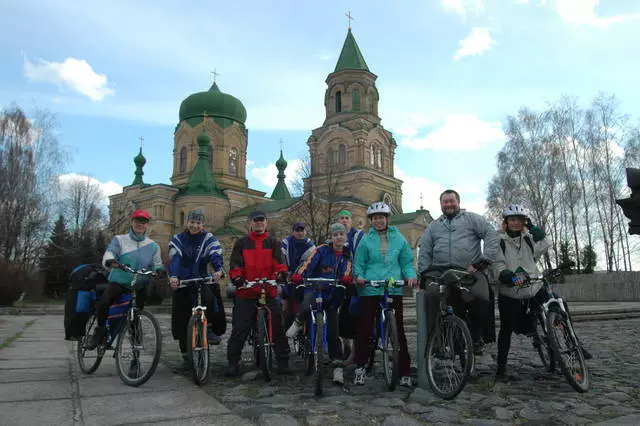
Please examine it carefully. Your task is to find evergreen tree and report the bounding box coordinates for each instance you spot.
[559,241,576,275]
[581,244,597,274]
[40,215,72,296]
[94,230,107,263]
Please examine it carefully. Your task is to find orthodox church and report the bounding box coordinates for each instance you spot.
[107,28,433,266]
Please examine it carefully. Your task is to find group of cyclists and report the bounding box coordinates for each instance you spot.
[87,188,591,387]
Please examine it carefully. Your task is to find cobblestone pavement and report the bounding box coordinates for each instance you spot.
[159,314,640,425]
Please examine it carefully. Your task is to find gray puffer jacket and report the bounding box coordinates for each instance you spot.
[418,211,501,273]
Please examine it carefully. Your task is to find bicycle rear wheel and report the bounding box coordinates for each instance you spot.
[77,315,104,374]
[187,313,209,386]
[426,314,473,400]
[257,309,273,382]
[314,312,324,396]
[534,313,555,372]
[382,312,400,391]
[546,311,589,393]
[115,310,162,387]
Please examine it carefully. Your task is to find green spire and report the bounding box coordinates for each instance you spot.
[334,28,370,72]
[132,148,146,185]
[183,122,223,196]
[271,150,292,200]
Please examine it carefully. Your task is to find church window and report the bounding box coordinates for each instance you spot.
[327,147,335,168]
[229,148,238,176]
[180,211,185,227]
[335,91,342,113]
[368,95,374,112]
[179,146,187,174]
[370,146,375,166]
[377,148,382,170]
[339,144,346,165]
[207,145,213,169]
[352,89,360,111]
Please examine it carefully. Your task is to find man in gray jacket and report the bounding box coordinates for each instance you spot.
[418,189,501,354]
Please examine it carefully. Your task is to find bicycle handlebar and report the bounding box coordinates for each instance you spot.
[363,279,406,288]
[244,279,278,288]
[120,264,158,277]
[177,276,215,288]
[294,277,346,290]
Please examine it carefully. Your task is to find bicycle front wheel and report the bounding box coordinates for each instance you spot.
[546,311,589,393]
[314,312,324,396]
[115,310,162,387]
[382,312,400,391]
[187,313,210,386]
[534,313,555,372]
[257,308,273,382]
[426,314,473,400]
[77,314,104,374]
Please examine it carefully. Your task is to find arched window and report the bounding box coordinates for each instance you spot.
[377,148,382,169]
[229,148,238,176]
[339,144,346,165]
[327,147,335,168]
[207,145,213,169]
[352,89,360,111]
[179,146,187,174]
[368,95,374,112]
[335,91,342,113]
[370,146,375,166]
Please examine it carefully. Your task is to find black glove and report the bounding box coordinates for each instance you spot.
[499,269,516,286]
[472,259,491,271]
[105,259,119,268]
[232,276,245,287]
[156,269,168,279]
[275,271,288,284]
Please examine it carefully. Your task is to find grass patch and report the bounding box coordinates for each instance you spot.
[0,318,36,350]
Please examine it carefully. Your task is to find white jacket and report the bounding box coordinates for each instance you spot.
[491,230,551,299]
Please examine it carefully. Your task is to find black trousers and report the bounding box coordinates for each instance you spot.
[227,297,290,364]
[94,283,147,328]
[171,285,217,354]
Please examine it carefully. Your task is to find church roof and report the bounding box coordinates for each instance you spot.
[179,82,247,124]
[389,209,433,225]
[334,29,370,72]
[271,150,292,200]
[231,197,301,219]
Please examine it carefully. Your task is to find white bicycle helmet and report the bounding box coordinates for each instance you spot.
[503,203,529,219]
[367,202,392,217]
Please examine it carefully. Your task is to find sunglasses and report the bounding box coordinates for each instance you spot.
[294,228,305,232]
[133,218,149,224]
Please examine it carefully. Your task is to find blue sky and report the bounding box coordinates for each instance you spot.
[2,0,640,217]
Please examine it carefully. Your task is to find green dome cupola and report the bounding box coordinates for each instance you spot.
[179,82,247,124]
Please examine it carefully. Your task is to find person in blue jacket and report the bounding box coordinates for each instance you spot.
[281,222,315,329]
[168,209,225,371]
[285,222,354,385]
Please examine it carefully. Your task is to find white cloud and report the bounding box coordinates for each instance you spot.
[453,27,495,60]
[554,0,640,26]
[24,56,114,101]
[58,173,123,205]
[400,114,504,151]
[441,0,485,19]
[246,159,255,167]
[317,54,332,61]
[250,158,304,189]
[395,165,487,215]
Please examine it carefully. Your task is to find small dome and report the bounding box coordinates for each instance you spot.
[275,150,287,170]
[179,82,247,124]
[134,148,146,167]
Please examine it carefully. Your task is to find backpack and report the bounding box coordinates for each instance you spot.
[69,263,108,291]
[500,235,534,256]
[64,264,108,341]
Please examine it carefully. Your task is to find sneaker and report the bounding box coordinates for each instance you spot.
[277,360,293,375]
[333,367,344,385]
[473,341,485,356]
[224,362,240,377]
[495,364,508,382]
[286,319,303,338]
[399,376,412,388]
[207,331,222,346]
[86,326,105,350]
[353,366,366,385]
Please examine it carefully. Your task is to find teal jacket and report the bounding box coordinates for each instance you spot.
[353,226,417,297]
[102,230,164,288]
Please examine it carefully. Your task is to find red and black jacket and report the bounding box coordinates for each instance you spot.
[229,231,287,299]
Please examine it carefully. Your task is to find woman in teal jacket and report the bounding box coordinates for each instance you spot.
[353,202,417,387]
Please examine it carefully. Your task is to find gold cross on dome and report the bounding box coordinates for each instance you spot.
[210,69,219,83]
[346,11,354,29]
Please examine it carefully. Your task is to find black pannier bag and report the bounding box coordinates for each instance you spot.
[64,264,109,341]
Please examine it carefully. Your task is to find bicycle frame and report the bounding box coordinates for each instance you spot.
[244,279,279,344]
[296,278,345,354]
[366,279,405,349]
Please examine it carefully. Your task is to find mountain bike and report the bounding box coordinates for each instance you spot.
[77,266,162,387]
[243,279,279,382]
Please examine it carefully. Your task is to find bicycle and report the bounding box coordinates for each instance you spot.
[293,277,345,396]
[360,279,405,391]
[77,265,162,387]
[515,266,589,393]
[177,275,219,386]
[422,269,475,400]
[241,278,279,382]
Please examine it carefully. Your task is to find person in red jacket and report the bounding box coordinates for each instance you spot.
[225,210,290,377]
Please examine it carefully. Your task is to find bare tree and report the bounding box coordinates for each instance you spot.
[0,105,66,270]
